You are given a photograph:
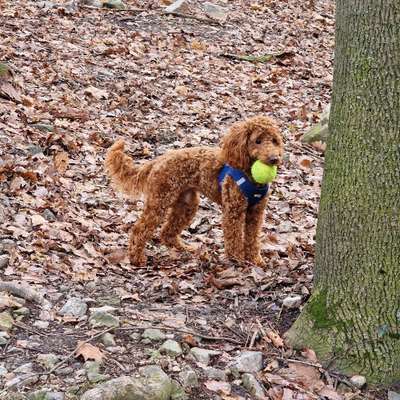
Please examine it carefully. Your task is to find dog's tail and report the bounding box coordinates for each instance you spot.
[105,139,152,197]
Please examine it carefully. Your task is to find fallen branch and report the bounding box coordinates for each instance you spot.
[220,53,273,63]
[121,322,243,345]
[0,281,51,310]
[165,11,222,26]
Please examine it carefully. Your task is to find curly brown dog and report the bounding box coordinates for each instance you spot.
[105,116,283,267]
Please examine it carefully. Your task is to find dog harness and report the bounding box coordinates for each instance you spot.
[218,165,269,207]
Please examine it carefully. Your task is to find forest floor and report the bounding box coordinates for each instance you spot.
[0,0,389,398]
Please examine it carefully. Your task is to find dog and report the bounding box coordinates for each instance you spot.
[105,116,283,267]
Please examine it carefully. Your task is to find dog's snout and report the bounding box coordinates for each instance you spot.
[267,156,280,166]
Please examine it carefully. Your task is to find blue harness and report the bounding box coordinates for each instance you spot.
[218,165,269,207]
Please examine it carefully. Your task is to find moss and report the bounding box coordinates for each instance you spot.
[308,289,338,329]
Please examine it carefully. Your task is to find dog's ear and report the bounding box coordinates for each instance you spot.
[221,121,251,170]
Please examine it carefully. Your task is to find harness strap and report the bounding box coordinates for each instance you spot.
[218,164,269,207]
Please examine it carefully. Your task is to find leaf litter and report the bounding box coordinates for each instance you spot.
[0,0,387,399]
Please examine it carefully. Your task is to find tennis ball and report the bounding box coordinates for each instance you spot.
[251,160,277,184]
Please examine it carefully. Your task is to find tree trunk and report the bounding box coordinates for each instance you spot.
[286,0,400,384]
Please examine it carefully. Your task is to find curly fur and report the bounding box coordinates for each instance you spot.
[105,116,284,267]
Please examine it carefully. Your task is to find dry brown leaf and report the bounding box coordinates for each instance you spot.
[265,329,284,347]
[318,387,343,400]
[301,348,319,363]
[54,152,69,174]
[75,341,103,362]
[204,380,231,395]
[299,157,312,169]
[182,334,199,347]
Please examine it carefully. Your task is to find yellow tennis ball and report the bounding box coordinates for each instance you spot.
[251,160,277,184]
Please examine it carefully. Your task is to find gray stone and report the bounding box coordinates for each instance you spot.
[242,373,266,399]
[26,144,45,155]
[159,340,182,357]
[33,320,49,329]
[0,364,8,376]
[0,311,13,330]
[203,2,227,21]
[165,0,188,13]
[178,369,198,388]
[350,375,366,388]
[89,305,117,314]
[42,209,56,222]
[282,295,302,309]
[14,362,33,373]
[37,353,60,370]
[0,331,9,345]
[89,311,119,328]
[81,366,172,400]
[204,367,227,381]
[81,0,103,7]
[102,0,126,9]
[0,254,9,269]
[170,380,188,400]
[29,390,65,400]
[85,361,108,383]
[142,328,166,342]
[190,347,220,365]
[101,332,115,347]
[14,307,30,316]
[5,373,39,388]
[231,351,263,374]
[60,297,88,317]
[388,391,400,400]
[31,123,54,133]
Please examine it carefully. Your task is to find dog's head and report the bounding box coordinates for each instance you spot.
[221,116,284,171]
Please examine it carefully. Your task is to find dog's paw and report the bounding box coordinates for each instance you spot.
[129,251,147,267]
[250,254,266,267]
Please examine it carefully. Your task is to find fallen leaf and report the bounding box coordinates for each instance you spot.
[54,152,69,174]
[75,341,104,362]
[299,157,312,169]
[265,329,284,348]
[204,380,231,395]
[84,86,108,100]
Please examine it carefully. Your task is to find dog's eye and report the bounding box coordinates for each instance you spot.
[272,138,279,145]
[255,138,262,144]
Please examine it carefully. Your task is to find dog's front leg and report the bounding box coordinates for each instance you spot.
[245,197,268,266]
[221,178,247,262]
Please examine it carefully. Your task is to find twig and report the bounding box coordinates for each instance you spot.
[291,142,324,161]
[220,53,273,63]
[121,322,243,345]
[277,356,322,369]
[249,328,259,349]
[80,5,144,12]
[165,11,221,26]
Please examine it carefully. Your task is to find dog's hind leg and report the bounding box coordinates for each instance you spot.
[128,198,169,266]
[160,189,200,252]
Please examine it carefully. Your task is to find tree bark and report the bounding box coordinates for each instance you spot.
[286,0,400,384]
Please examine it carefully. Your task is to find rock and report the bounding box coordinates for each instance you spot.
[231,351,263,375]
[37,353,60,370]
[42,209,56,222]
[0,311,13,330]
[203,2,227,21]
[165,0,190,13]
[81,366,172,400]
[142,328,166,342]
[31,123,54,133]
[85,361,108,383]
[350,375,366,388]
[0,331,9,345]
[26,145,45,155]
[388,391,400,400]
[102,0,126,9]
[89,311,119,328]
[14,307,30,316]
[189,347,220,365]
[89,305,117,314]
[179,368,198,388]
[302,104,330,143]
[14,362,33,373]
[204,367,227,381]
[0,364,8,376]
[242,373,266,399]
[101,332,116,347]
[170,380,188,400]
[29,390,65,400]
[282,295,302,309]
[0,254,9,269]
[5,373,39,388]
[33,320,49,329]
[81,0,103,7]
[159,340,182,357]
[60,297,87,317]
